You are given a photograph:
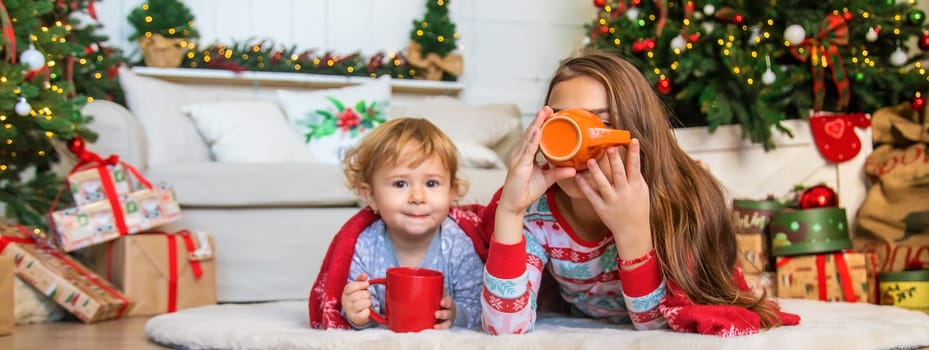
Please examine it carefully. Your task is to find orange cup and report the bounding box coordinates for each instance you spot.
[539,108,631,170]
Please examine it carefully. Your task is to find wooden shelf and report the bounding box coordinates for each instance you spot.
[130,67,464,95]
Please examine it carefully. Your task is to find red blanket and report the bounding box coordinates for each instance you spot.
[307,190,799,335]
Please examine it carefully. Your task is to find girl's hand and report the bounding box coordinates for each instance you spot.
[498,106,576,215]
[341,273,372,327]
[575,139,652,256]
[434,294,456,329]
[495,107,576,244]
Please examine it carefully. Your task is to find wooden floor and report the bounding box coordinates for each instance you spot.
[0,317,169,350]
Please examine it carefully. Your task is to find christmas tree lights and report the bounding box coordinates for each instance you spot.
[585,0,929,149]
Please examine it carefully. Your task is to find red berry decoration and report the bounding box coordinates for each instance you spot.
[657,77,672,94]
[913,96,926,111]
[600,25,610,34]
[843,11,854,22]
[594,0,607,8]
[919,33,929,50]
[733,14,744,25]
[798,185,838,209]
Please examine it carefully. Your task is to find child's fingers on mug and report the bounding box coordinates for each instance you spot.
[354,272,368,281]
[605,146,628,183]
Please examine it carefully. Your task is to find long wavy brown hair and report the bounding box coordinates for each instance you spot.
[545,49,782,328]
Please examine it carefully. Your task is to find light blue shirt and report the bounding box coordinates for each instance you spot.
[346,216,484,329]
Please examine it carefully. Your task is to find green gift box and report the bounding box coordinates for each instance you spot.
[769,207,851,256]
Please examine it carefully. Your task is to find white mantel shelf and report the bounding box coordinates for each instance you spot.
[131,67,464,95]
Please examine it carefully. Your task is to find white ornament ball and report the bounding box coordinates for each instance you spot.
[701,22,715,34]
[20,45,46,70]
[761,69,776,85]
[866,28,879,42]
[581,36,591,46]
[626,7,641,21]
[671,35,687,51]
[703,4,715,16]
[15,98,31,116]
[693,12,703,20]
[890,47,908,66]
[784,25,806,46]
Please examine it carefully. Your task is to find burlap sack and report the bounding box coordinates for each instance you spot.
[853,102,929,272]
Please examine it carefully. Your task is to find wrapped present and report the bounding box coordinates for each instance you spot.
[1,255,12,336]
[743,271,777,298]
[49,183,181,252]
[776,251,878,303]
[67,163,131,207]
[879,270,929,314]
[0,225,130,323]
[769,207,852,257]
[732,198,784,234]
[82,230,216,316]
[736,233,770,274]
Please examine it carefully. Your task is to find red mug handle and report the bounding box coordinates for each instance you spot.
[367,278,388,326]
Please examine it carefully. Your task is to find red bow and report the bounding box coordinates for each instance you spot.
[790,14,851,112]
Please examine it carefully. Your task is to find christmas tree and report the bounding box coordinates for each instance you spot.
[410,0,459,58]
[585,0,929,149]
[1,0,122,227]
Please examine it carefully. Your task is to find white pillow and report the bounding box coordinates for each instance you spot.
[456,142,506,169]
[182,101,316,163]
[391,96,521,148]
[276,76,391,164]
[118,67,230,166]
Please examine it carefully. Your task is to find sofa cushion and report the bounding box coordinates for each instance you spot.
[182,100,316,163]
[276,76,391,165]
[146,162,359,207]
[119,68,253,166]
[144,163,507,208]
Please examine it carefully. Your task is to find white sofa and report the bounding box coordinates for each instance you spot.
[81,68,872,303]
[80,69,521,302]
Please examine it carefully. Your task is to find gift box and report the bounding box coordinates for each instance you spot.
[743,271,777,298]
[776,251,877,303]
[67,163,131,207]
[769,207,852,256]
[736,233,770,274]
[49,183,181,252]
[879,270,929,314]
[1,255,12,336]
[1,225,130,323]
[732,198,784,234]
[82,230,216,316]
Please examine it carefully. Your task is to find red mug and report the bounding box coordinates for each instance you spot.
[368,267,444,332]
[539,108,631,170]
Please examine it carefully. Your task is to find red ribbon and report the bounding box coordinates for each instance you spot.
[779,251,859,302]
[0,1,16,63]
[789,14,851,111]
[5,225,129,319]
[834,252,857,303]
[167,235,178,313]
[815,255,828,301]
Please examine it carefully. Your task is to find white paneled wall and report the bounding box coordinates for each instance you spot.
[93,0,593,114]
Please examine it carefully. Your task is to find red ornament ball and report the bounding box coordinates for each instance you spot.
[798,185,838,209]
[733,14,744,25]
[912,96,926,111]
[657,78,672,94]
[594,0,607,8]
[843,11,854,22]
[67,137,86,154]
[919,33,929,50]
[599,25,610,34]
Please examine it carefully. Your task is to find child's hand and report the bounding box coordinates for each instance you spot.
[575,139,653,256]
[434,294,456,329]
[341,273,372,327]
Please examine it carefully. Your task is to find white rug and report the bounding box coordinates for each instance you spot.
[146,299,929,350]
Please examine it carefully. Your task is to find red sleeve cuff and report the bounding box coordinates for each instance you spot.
[618,256,662,297]
[485,237,528,279]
